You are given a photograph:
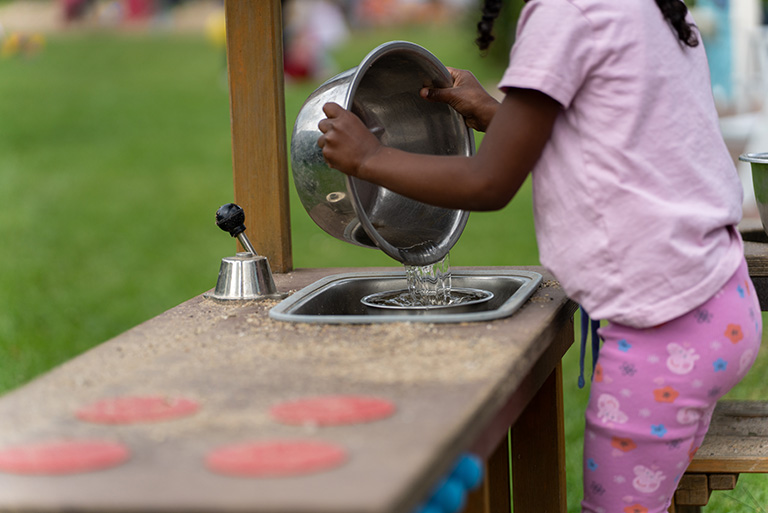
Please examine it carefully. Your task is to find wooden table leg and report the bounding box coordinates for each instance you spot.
[466,310,573,513]
[466,361,567,513]
[465,432,511,513]
[511,362,567,513]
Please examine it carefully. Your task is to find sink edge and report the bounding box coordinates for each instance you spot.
[268,270,543,324]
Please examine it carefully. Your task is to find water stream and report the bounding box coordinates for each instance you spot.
[363,254,492,308]
[405,253,452,306]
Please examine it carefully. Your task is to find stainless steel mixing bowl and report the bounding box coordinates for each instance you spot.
[741,152,768,237]
[290,41,474,266]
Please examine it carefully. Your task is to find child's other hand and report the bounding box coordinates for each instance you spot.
[420,68,500,133]
[318,102,381,177]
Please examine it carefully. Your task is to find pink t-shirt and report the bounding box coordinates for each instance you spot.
[498,0,744,327]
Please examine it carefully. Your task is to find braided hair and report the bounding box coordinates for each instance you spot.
[475,0,503,51]
[655,0,699,47]
[475,0,698,51]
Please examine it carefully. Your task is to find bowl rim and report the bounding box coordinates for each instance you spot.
[339,40,474,266]
[739,152,768,164]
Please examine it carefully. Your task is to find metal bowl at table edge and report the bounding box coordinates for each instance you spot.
[741,152,768,238]
[290,41,475,267]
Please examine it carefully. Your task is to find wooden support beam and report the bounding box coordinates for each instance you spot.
[672,505,702,513]
[707,473,738,490]
[674,474,710,506]
[510,362,567,513]
[224,0,292,272]
[465,432,511,513]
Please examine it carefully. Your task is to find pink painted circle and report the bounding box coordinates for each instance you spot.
[76,396,199,424]
[206,439,347,477]
[0,440,130,475]
[269,395,396,426]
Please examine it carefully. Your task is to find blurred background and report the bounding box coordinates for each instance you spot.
[0,1,767,511]
[0,0,536,394]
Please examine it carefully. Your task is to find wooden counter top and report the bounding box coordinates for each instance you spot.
[0,267,577,513]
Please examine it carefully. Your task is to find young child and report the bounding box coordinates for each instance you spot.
[317,0,763,511]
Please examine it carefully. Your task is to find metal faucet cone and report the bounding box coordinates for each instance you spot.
[207,204,286,301]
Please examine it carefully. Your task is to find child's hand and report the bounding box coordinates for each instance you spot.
[420,68,500,132]
[317,102,382,177]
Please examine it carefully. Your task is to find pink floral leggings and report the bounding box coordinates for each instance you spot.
[581,259,762,513]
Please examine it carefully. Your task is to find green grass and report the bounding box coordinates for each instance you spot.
[0,32,234,390]
[0,21,766,513]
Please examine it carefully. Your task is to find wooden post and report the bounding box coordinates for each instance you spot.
[224,0,292,272]
[465,433,511,513]
[510,362,567,512]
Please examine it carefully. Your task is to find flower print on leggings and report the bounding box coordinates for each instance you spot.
[725,323,743,344]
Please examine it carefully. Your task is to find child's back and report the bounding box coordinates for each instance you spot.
[500,0,744,328]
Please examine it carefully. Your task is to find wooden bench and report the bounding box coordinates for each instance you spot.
[670,400,768,512]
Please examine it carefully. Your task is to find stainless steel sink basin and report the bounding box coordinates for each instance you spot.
[269,270,542,323]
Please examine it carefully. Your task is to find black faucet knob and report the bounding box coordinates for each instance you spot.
[216,203,247,237]
[215,203,257,255]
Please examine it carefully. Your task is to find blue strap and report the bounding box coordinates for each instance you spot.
[578,308,588,388]
[577,306,602,389]
[590,317,601,374]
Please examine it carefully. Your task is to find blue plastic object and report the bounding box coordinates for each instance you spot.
[428,478,465,513]
[450,454,483,490]
[414,505,443,513]
[413,453,484,513]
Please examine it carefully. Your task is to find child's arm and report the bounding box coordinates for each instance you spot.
[317,86,560,211]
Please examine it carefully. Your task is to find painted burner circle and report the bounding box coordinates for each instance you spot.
[76,396,199,424]
[206,439,347,477]
[0,439,130,475]
[270,395,396,426]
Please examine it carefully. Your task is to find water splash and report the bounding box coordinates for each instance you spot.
[363,253,493,309]
[405,253,451,306]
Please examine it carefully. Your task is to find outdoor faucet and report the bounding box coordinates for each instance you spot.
[206,203,286,301]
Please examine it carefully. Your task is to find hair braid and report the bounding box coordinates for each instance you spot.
[655,0,699,47]
[475,0,504,52]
